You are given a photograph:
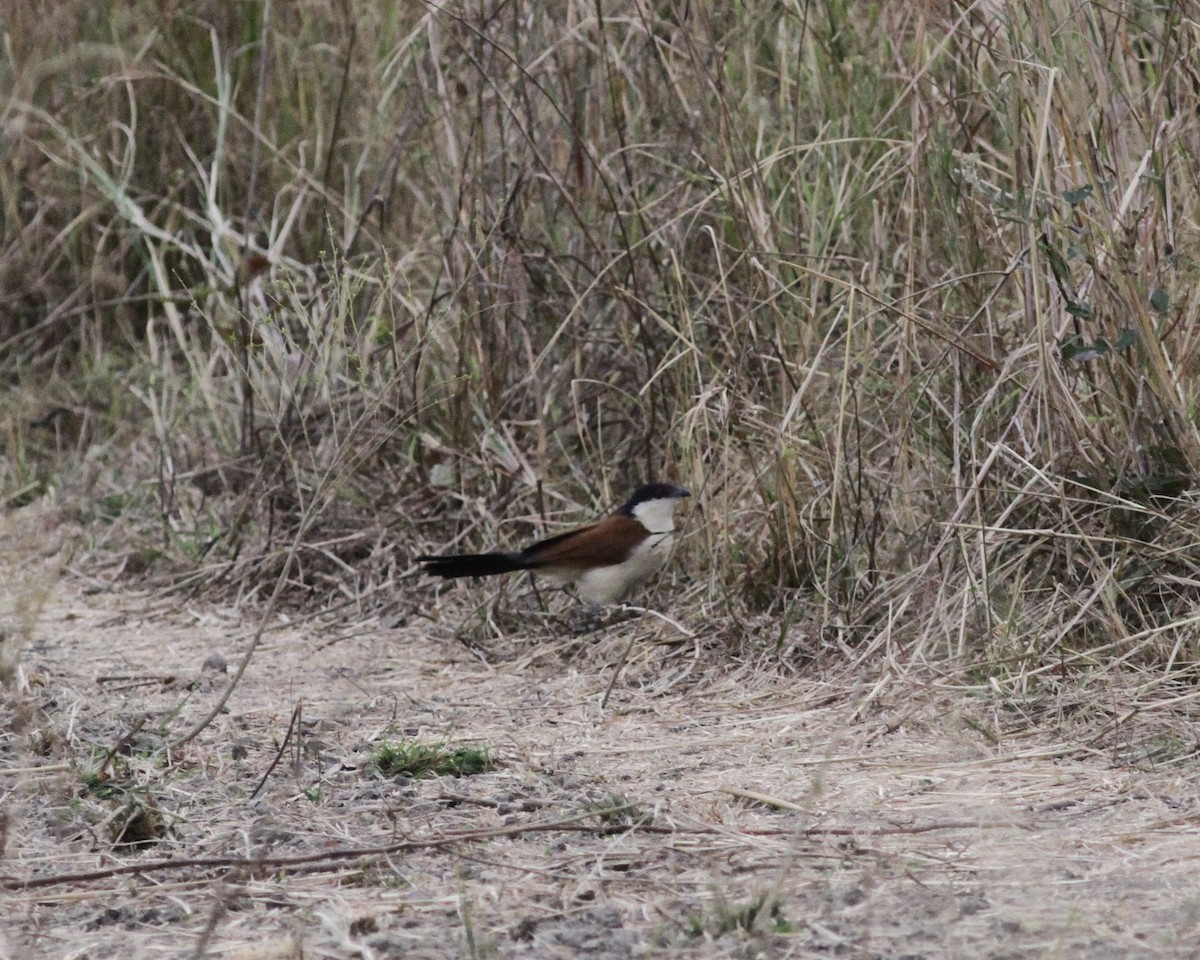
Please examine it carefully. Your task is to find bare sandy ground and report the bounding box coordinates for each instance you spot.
[4,533,1200,958]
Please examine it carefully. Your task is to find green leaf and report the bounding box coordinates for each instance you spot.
[1061,338,1106,361]
[1150,288,1170,314]
[1065,338,1108,360]
[1062,184,1094,206]
[1065,300,1093,320]
[1040,235,1076,294]
[1061,330,1135,362]
[1114,329,1136,351]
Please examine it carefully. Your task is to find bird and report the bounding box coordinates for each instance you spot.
[417,482,691,604]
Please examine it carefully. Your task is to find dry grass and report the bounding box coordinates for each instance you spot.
[5,1,1200,683]
[4,1,1200,955]
[4,560,1200,957]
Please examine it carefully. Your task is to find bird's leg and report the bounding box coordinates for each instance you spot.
[525,572,550,608]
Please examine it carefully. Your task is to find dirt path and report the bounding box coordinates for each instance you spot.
[4,564,1200,958]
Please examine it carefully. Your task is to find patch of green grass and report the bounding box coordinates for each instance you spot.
[77,754,169,849]
[82,770,124,801]
[687,893,791,939]
[367,740,493,779]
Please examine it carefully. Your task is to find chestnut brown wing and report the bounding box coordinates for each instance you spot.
[522,515,648,569]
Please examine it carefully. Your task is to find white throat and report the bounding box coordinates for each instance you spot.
[631,496,680,534]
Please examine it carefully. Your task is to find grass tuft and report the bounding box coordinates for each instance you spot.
[2,0,1200,690]
[687,892,791,939]
[368,740,493,780]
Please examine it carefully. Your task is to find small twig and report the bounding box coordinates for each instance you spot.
[723,787,809,813]
[94,715,148,781]
[173,508,321,747]
[437,791,556,811]
[249,701,302,801]
[601,605,695,709]
[436,792,501,809]
[186,891,230,960]
[630,605,696,640]
[1,806,665,891]
[600,630,639,710]
[0,764,71,777]
[4,804,1047,894]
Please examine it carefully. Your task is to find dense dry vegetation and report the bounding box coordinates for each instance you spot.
[4,1,1200,956]
[5,0,1200,674]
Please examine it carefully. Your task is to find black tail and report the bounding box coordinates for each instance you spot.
[416,552,528,580]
